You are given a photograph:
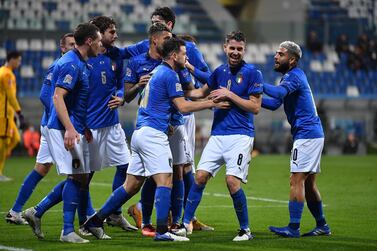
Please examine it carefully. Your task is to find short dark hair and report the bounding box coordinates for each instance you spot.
[148,22,171,38]
[74,23,100,46]
[177,34,197,44]
[161,37,185,59]
[89,16,116,34]
[151,7,175,29]
[225,31,246,44]
[60,33,74,45]
[6,51,22,62]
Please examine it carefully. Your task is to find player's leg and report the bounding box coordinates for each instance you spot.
[105,124,137,231]
[302,174,331,236]
[223,135,253,241]
[83,173,144,239]
[7,162,52,225]
[8,126,54,223]
[269,139,323,238]
[6,121,20,156]
[0,137,10,180]
[182,135,223,234]
[171,164,184,228]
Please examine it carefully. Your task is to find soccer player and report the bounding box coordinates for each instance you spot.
[124,23,192,237]
[5,33,75,225]
[0,51,23,182]
[24,23,102,244]
[261,41,331,238]
[83,37,229,242]
[180,31,263,241]
[125,6,214,232]
[82,15,137,232]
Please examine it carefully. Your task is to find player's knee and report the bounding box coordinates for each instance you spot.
[173,165,184,180]
[195,171,210,186]
[226,176,241,194]
[34,162,52,176]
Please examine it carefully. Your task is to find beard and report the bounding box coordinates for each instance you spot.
[174,60,186,70]
[87,46,98,58]
[274,61,290,73]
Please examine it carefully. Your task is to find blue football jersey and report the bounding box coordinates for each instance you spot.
[279,67,324,140]
[39,58,58,126]
[136,63,184,133]
[86,48,125,129]
[207,61,263,137]
[47,49,90,134]
[125,53,192,126]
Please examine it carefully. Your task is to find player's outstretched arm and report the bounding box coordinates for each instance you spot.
[53,87,79,150]
[173,96,230,113]
[261,96,283,111]
[184,83,211,99]
[185,61,210,84]
[209,87,262,114]
[263,83,288,100]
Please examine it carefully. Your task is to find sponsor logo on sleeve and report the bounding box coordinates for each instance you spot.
[176,83,183,92]
[63,74,73,84]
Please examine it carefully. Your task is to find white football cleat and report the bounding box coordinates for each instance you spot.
[233,228,254,241]
[154,232,189,241]
[106,214,138,231]
[5,210,28,225]
[60,231,89,243]
[23,207,44,239]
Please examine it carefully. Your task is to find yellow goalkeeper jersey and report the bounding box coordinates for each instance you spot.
[0,65,21,137]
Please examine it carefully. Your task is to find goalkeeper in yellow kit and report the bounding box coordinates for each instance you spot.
[0,51,23,181]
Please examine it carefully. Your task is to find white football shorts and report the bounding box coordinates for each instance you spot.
[127,126,173,177]
[290,138,324,173]
[197,135,254,183]
[36,126,54,164]
[168,125,190,165]
[46,128,90,175]
[88,123,130,171]
[183,113,195,169]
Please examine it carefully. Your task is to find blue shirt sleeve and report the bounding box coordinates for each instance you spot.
[206,69,218,90]
[167,72,184,99]
[124,59,139,84]
[247,69,264,95]
[261,96,282,110]
[280,74,300,95]
[178,68,193,90]
[263,82,288,99]
[55,62,80,91]
[192,67,210,84]
[120,40,149,59]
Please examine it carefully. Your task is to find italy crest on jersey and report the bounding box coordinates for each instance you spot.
[236,73,243,84]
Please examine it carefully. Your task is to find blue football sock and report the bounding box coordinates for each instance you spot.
[141,178,156,225]
[231,188,249,230]
[307,201,327,227]
[183,171,194,207]
[62,179,80,235]
[12,169,43,212]
[288,201,304,230]
[35,180,66,218]
[86,192,96,217]
[155,186,171,234]
[183,182,205,225]
[77,188,90,225]
[112,164,128,215]
[171,179,184,224]
[97,186,131,221]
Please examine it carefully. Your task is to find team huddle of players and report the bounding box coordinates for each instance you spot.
[5,6,331,243]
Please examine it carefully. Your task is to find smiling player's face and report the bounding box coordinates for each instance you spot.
[224,39,245,67]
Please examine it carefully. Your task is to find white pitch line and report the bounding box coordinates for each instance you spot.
[0,245,33,251]
[91,182,289,204]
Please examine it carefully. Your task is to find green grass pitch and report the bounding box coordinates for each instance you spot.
[1,155,377,251]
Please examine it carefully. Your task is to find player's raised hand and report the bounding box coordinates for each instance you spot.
[138,74,151,88]
[64,127,80,151]
[108,95,124,109]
